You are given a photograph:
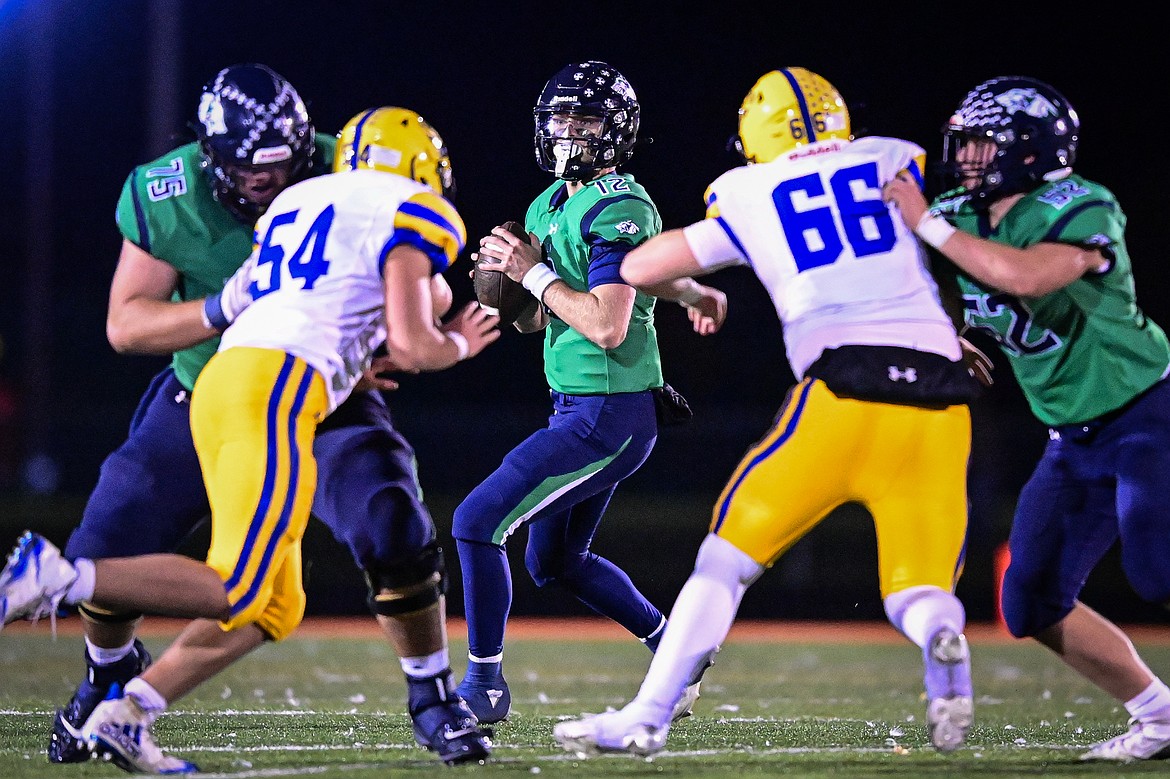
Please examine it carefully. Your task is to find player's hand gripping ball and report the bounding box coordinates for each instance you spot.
[473,220,535,326]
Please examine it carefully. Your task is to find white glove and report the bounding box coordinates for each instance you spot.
[202,253,257,331]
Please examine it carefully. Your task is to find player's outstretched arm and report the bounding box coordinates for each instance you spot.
[621,230,727,335]
[106,239,225,354]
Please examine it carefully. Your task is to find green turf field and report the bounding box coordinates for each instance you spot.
[2,623,1168,776]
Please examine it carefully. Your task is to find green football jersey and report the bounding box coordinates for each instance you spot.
[113,134,337,391]
[933,174,1170,426]
[525,173,664,395]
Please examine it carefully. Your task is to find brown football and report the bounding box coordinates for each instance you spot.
[473,220,536,326]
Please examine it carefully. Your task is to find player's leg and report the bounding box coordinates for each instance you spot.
[49,368,210,763]
[452,392,654,722]
[554,379,847,756]
[523,392,662,640]
[311,391,489,764]
[868,402,973,751]
[81,349,326,773]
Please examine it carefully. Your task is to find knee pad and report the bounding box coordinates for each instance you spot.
[79,602,143,625]
[365,542,448,617]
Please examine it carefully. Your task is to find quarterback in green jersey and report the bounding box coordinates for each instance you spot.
[450,61,726,725]
[884,75,1170,762]
[42,64,486,769]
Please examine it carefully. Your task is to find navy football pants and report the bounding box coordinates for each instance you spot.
[1002,378,1170,637]
[65,368,434,583]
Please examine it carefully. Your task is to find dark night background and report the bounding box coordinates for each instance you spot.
[0,1,1164,625]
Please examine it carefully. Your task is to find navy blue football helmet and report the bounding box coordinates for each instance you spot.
[941,76,1079,206]
[533,61,640,181]
[194,63,315,221]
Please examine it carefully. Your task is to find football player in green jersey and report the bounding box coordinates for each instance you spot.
[884,75,1170,762]
[41,64,487,768]
[451,61,726,725]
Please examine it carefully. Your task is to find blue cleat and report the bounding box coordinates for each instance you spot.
[49,638,153,763]
[408,670,493,765]
[457,664,511,725]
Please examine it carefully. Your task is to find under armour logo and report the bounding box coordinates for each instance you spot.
[486,689,505,708]
[888,366,918,383]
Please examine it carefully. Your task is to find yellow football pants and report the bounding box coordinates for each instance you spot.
[190,347,327,640]
[713,377,971,598]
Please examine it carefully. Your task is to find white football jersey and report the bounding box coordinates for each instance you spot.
[683,136,960,379]
[220,169,466,411]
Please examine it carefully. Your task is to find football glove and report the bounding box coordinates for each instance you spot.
[202,253,257,332]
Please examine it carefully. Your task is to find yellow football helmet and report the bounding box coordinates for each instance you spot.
[334,106,455,198]
[735,68,851,164]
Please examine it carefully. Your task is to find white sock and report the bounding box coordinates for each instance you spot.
[631,535,762,722]
[401,648,450,678]
[86,637,135,666]
[66,558,96,604]
[124,677,167,718]
[1126,679,1170,721]
[883,584,965,649]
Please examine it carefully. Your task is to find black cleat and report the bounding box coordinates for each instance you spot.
[408,670,493,765]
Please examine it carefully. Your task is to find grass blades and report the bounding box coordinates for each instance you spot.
[2,621,1168,776]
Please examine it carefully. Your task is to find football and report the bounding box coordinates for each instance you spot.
[473,220,535,326]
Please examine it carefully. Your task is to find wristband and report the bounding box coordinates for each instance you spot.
[916,212,957,250]
[521,264,561,302]
[202,295,230,331]
[676,285,704,307]
[448,331,470,361]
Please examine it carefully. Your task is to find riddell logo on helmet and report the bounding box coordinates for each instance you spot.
[251,146,293,165]
[787,140,846,160]
[550,96,577,104]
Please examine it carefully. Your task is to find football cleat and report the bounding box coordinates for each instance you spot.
[553,706,669,758]
[670,652,715,722]
[81,686,198,774]
[1081,717,1170,762]
[408,670,493,765]
[49,638,153,763]
[923,627,974,752]
[457,665,511,725]
[0,531,78,632]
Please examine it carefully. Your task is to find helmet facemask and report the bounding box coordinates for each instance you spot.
[941,77,1079,207]
[533,61,640,182]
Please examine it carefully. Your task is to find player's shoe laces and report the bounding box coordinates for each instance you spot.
[670,653,716,722]
[1080,717,1170,762]
[49,638,153,763]
[553,705,669,758]
[923,627,974,752]
[408,670,493,765]
[0,531,77,632]
[457,665,511,724]
[81,685,198,774]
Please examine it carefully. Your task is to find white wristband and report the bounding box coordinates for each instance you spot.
[916,212,957,250]
[447,331,470,361]
[521,264,560,301]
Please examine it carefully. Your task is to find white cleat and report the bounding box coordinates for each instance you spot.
[1081,718,1170,762]
[923,627,973,752]
[670,681,701,722]
[553,708,669,758]
[81,690,198,774]
[0,531,77,632]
